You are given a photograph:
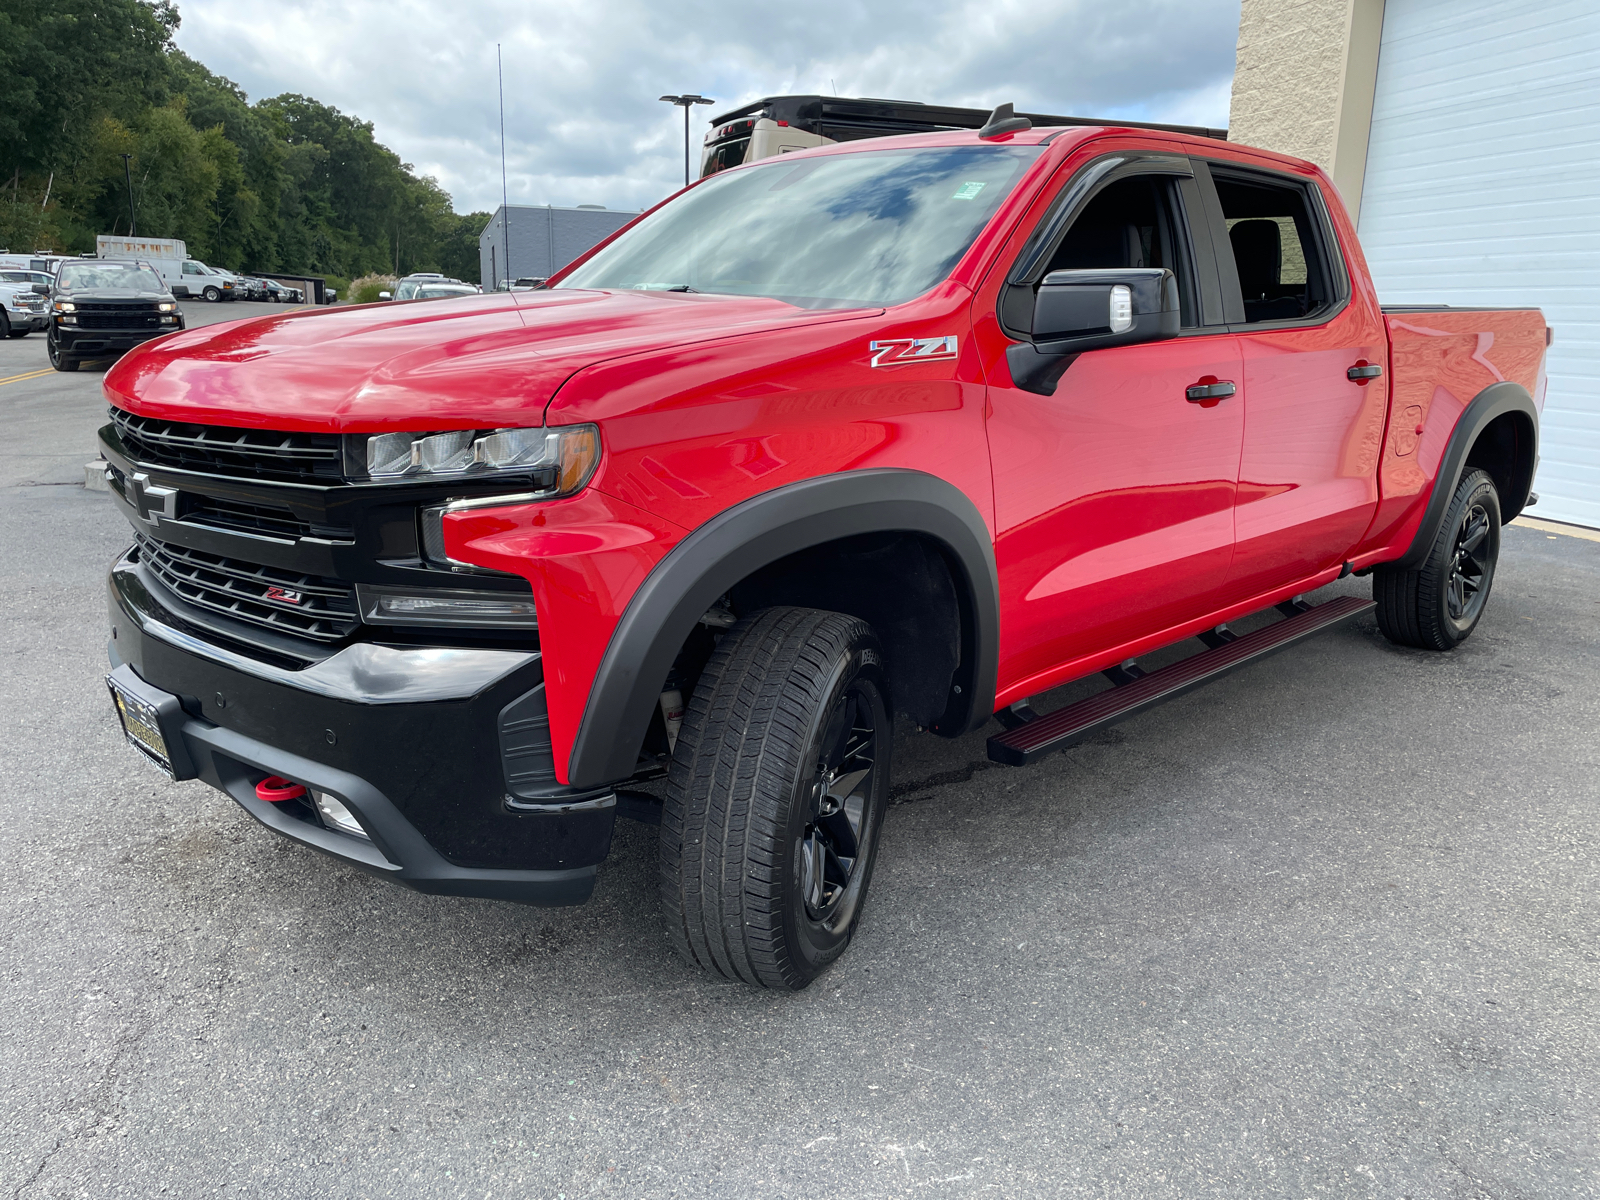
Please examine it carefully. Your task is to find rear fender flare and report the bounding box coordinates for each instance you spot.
[1390,381,1538,571]
[565,469,999,788]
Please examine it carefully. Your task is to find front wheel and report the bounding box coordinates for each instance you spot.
[1374,468,1501,650]
[203,285,221,302]
[661,607,891,990]
[47,336,78,372]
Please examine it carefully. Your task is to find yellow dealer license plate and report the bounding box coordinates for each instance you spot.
[107,675,175,777]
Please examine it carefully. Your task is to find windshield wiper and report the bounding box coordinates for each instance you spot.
[663,284,699,293]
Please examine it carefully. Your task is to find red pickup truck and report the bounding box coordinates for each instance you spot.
[99,110,1547,990]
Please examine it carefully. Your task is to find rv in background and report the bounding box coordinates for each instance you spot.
[698,95,1227,177]
[96,236,237,301]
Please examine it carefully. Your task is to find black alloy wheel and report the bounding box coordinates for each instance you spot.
[800,679,880,925]
[661,606,891,990]
[1374,468,1501,650]
[46,334,78,372]
[1447,500,1494,625]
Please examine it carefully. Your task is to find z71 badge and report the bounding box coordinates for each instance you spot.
[868,335,958,368]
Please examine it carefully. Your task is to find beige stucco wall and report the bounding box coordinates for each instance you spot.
[1229,0,1385,221]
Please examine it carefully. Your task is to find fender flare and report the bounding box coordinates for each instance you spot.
[565,469,1000,788]
[1389,381,1538,572]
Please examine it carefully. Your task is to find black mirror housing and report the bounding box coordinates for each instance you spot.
[1033,268,1180,345]
[32,283,50,295]
[1006,268,1181,395]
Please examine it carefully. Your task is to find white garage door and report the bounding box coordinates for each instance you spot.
[1358,0,1600,528]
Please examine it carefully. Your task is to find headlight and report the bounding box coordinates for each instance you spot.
[53,300,75,312]
[363,424,600,494]
[157,302,176,313]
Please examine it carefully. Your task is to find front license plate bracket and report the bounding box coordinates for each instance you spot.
[106,663,197,780]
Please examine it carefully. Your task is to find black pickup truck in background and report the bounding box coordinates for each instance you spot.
[42,259,185,372]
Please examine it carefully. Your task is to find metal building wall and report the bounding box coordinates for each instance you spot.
[479,206,638,287]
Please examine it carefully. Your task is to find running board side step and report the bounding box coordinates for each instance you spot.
[986,595,1375,767]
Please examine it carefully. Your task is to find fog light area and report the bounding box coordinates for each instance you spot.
[356,583,538,627]
[314,792,369,839]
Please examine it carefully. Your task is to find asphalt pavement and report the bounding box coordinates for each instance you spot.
[2,303,1597,1198]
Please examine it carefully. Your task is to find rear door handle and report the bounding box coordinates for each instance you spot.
[1347,362,1384,381]
[1186,378,1236,405]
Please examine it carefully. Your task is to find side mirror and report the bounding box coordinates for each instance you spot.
[377,291,391,301]
[1007,268,1181,394]
[32,283,49,295]
[1033,268,1179,343]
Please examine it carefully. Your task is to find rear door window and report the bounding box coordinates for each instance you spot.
[1205,167,1346,325]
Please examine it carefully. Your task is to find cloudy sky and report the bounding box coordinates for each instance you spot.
[172,0,1243,216]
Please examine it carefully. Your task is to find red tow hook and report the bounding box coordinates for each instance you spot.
[255,776,307,803]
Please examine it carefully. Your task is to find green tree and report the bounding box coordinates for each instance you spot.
[0,0,483,282]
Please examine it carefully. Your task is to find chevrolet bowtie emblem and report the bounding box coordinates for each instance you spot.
[128,472,178,526]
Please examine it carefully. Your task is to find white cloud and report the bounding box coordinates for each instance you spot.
[172,0,1241,214]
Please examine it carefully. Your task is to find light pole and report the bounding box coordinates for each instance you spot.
[119,152,137,236]
[659,94,714,188]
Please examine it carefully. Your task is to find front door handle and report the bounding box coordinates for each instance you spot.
[1186,377,1236,406]
[1347,362,1384,382]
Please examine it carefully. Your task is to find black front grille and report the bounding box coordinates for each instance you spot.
[179,494,352,542]
[111,408,344,484]
[77,309,161,330]
[136,534,360,643]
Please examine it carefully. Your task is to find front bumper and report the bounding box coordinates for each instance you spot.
[7,309,47,331]
[57,324,177,356]
[107,549,616,905]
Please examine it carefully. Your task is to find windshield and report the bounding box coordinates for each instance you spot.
[415,285,476,299]
[559,144,1043,309]
[58,262,165,291]
[395,279,425,300]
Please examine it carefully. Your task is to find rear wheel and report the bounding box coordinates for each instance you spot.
[660,607,891,990]
[1374,468,1501,650]
[47,335,78,372]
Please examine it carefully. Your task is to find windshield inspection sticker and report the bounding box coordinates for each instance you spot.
[951,181,987,200]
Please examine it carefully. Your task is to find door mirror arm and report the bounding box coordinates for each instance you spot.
[1005,268,1181,396]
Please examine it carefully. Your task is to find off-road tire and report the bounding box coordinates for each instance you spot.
[1374,468,1501,650]
[660,606,891,990]
[47,336,78,372]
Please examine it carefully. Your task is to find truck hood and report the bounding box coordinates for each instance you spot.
[104,289,877,432]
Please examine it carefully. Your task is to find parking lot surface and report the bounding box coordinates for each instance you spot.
[2,303,1597,1198]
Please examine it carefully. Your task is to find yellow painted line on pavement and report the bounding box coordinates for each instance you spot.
[0,367,56,387]
[1513,515,1600,544]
